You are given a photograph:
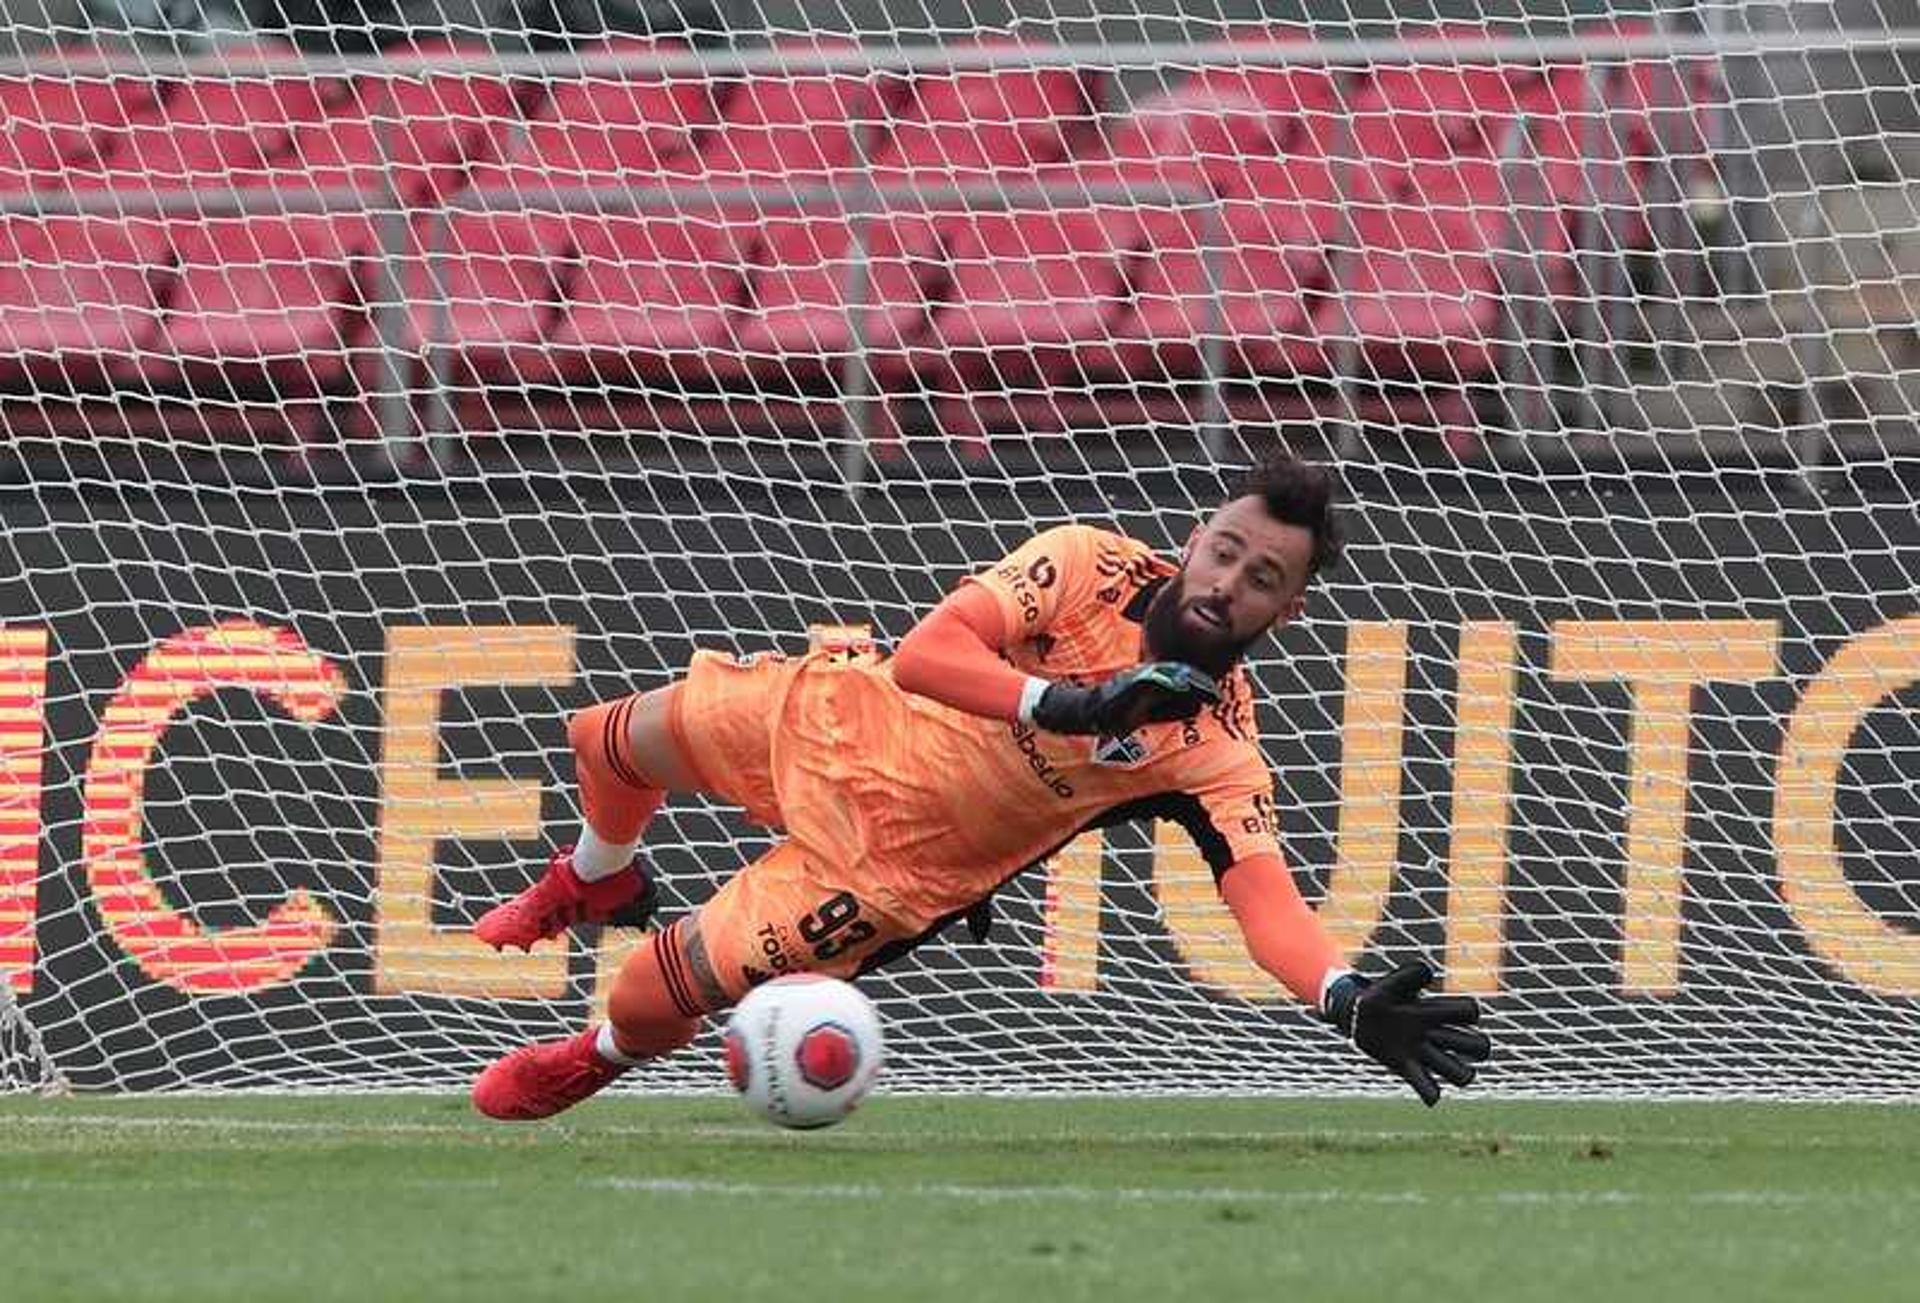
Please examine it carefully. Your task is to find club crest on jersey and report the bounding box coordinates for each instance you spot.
[1091,731,1150,768]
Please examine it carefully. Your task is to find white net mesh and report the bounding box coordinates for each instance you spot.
[1,5,1918,1097]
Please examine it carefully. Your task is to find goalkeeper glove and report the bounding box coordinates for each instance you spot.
[1029,662,1220,737]
[1322,962,1490,1107]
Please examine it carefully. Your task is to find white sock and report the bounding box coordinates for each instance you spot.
[594,1023,641,1067]
[573,827,641,882]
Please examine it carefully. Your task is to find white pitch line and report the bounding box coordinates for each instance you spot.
[0,1113,1746,1151]
[594,1178,1870,1209]
[0,1174,1861,1209]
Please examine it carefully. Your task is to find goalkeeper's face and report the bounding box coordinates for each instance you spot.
[1145,496,1315,676]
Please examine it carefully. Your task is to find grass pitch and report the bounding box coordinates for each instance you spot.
[2,1094,1915,1303]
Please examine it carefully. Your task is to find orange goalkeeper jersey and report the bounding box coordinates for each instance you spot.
[758,524,1282,927]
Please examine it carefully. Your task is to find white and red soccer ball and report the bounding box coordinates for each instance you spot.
[723,975,884,1129]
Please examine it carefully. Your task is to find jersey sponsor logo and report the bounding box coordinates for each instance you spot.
[996,558,1050,626]
[1095,553,1160,605]
[1091,731,1150,768]
[1007,720,1075,798]
[749,920,805,985]
[1241,791,1279,838]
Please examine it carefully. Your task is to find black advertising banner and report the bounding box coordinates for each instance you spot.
[2,476,1916,1096]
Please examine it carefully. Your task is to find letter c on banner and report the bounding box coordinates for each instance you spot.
[1775,618,1920,995]
[81,620,345,994]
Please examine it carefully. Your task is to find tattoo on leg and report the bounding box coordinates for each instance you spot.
[681,918,731,1012]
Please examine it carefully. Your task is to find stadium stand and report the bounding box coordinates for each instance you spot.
[0,28,1689,443]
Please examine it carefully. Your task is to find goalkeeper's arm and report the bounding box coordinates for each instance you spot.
[1221,854,1490,1105]
[892,586,1217,733]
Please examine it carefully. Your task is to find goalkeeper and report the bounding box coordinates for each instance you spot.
[471,453,1489,1118]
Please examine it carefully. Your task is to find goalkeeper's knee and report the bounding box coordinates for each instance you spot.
[568,696,664,844]
[606,920,705,1059]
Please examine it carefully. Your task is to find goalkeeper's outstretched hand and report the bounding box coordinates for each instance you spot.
[1030,662,1220,737]
[1323,962,1490,1106]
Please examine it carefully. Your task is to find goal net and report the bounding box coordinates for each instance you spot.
[2,4,1917,1098]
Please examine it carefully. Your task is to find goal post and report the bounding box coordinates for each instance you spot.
[1,13,1918,1098]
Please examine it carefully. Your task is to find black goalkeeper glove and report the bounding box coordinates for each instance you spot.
[1322,962,1490,1107]
[1029,662,1220,737]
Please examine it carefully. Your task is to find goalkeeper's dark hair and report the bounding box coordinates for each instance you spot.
[1231,453,1346,576]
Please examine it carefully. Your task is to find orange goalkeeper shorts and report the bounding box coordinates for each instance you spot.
[665,648,803,830]
[687,838,917,1004]
[667,648,926,1003]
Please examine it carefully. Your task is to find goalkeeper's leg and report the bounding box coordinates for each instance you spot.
[473,839,912,1121]
[474,690,692,951]
[472,918,707,1120]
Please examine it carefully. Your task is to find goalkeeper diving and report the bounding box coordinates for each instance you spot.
[471,452,1489,1117]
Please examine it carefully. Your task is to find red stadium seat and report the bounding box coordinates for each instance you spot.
[1093,183,1337,383]
[729,55,1088,381]
[460,112,739,386]
[896,190,1136,400]
[1103,85,1284,192]
[733,211,938,374]
[541,207,750,387]
[698,38,905,186]
[1338,193,1506,381]
[1183,42,1344,156]
[0,74,166,188]
[403,210,569,382]
[279,46,520,207]
[1345,62,1534,181]
[140,44,508,397]
[93,55,337,193]
[871,53,1090,187]
[0,217,162,387]
[146,215,364,396]
[533,35,716,170]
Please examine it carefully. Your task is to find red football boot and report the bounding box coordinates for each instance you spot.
[473,846,658,951]
[473,1028,627,1121]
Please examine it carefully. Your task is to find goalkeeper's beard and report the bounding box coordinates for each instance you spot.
[1141,574,1260,679]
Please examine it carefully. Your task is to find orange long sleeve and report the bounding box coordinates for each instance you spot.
[890,583,1036,721]
[1219,851,1345,1008]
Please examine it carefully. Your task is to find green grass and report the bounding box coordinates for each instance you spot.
[2,1094,1916,1303]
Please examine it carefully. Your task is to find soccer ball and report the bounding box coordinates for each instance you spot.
[723,975,883,1130]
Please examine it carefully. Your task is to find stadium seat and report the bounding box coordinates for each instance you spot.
[731,50,1090,384]
[92,53,338,193]
[893,192,1137,403]
[278,41,521,207]
[532,35,716,171]
[401,209,571,385]
[146,215,364,397]
[1344,62,1535,181]
[732,210,939,376]
[131,44,513,398]
[474,94,739,387]
[0,216,163,388]
[396,42,717,386]
[1091,182,1337,384]
[871,51,1091,188]
[540,204,750,387]
[1179,50,1345,159]
[0,73,167,188]
[698,38,905,186]
[1100,85,1285,197]
[1337,191,1507,382]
